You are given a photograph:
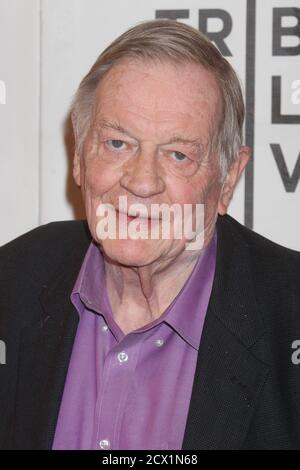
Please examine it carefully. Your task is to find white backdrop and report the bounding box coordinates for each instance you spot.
[0,0,299,249]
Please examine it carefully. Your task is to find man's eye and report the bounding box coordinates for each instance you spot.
[108,139,125,149]
[170,151,187,162]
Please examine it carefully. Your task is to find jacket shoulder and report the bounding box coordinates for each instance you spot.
[220,214,300,267]
[0,220,91,287]
[219,214,300,333]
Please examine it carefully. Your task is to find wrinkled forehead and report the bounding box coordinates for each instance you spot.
[92,58,222,137]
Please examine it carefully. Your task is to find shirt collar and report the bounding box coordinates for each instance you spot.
[162,230,217,349]
[71,229,217,350]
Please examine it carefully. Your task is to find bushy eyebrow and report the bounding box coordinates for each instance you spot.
[97,118,133,137]
[96,118,205,153]
[166,136,205,153]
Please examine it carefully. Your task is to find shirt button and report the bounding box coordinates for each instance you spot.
[155,339,164,347]
[101,324,109,332]
[117,351,129,363]
[99,439,110,449]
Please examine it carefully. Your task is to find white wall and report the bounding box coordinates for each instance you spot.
[0,0,40,243]
[1,0,299,249]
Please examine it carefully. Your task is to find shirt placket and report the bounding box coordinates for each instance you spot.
[93,332,145,450]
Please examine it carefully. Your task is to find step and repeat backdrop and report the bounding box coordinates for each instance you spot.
[0,0,299,249]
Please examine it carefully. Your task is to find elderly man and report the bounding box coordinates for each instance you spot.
[0,20,300,451]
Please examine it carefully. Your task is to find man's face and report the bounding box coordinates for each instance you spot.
[74,59,231,267]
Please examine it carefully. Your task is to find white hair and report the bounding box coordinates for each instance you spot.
[71,19,245,180]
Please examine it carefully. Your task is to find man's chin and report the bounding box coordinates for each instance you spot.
[99,238,165,267]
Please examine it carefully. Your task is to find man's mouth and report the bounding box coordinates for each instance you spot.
[115,208,160,222]
[116,209,138,221]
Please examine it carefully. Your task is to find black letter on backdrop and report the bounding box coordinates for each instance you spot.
[199,9,232,56]
[270,144,300,192]
[155,10,189,21]
[272,76,300,123]
[273,7,300,56]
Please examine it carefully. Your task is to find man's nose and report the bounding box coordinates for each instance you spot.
[119,148,165,198]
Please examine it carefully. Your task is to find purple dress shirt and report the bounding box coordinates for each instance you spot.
[52,231,217,450]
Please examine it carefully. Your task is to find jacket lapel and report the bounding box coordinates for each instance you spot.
[13,241,89,449]
[182,216,270,449]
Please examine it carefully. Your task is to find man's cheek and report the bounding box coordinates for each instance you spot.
[86,163,117,193]
[82,174,102,199]
[84,193,104,238]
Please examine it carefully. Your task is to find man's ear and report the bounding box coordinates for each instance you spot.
[73,151,81,187]
[218,146,251,215]
[71,112,81,187]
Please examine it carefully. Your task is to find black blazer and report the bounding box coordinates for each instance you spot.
[0,214,300,450]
